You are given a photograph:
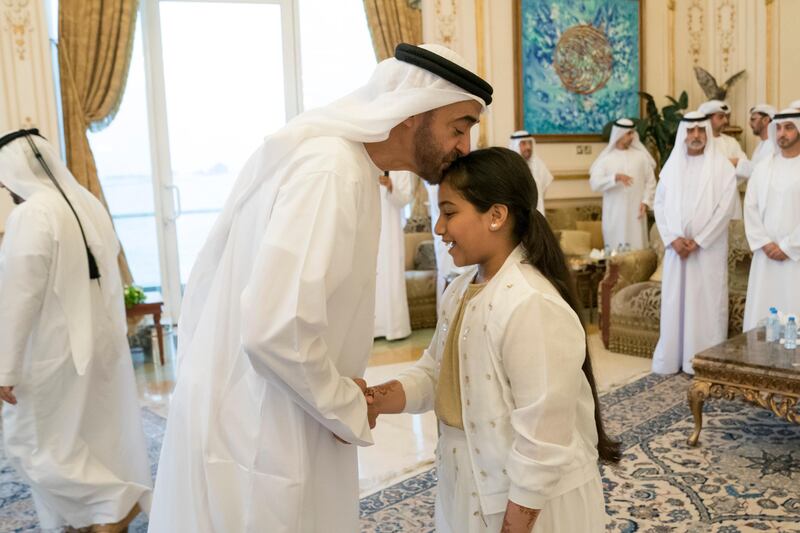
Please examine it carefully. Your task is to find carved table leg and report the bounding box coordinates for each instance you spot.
[687,380,711,446]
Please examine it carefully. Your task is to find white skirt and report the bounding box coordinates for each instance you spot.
[435,424,607,533]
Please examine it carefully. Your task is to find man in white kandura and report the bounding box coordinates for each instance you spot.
[698,100,750,179]
[374,170,415,341]
[747,104,776,166]
[148,43,492,533]
[589,118,656,250]
[0,130,152,531]
[652,111,738,375]
[743,109,800,330]
[508,130,554,215]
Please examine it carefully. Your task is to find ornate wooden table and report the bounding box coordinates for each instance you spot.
[688,328,800,446]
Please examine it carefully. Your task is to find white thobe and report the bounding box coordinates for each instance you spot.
[751,139,774,165]
[374,171,414,340]
[0,198,152,530]
[743,154,800,330]
[149,137,380,533]
[424,181,466,303]
[652,154,737,374]
[717,133,749,180]
[589,148,656,250]
[528,155,554,215]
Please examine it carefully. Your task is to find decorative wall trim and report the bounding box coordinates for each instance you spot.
[2,0,32,61]
[687,0,704,65]
[0,0,59,148]
[668,0,676,95]
[766,0,774,101]
[474,0,487,148]
[716,0,736,74]
[433,0,457,47]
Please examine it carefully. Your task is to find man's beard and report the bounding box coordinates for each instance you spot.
[413,117,457,184]
[687,140,705,151]
[778,135,799,149]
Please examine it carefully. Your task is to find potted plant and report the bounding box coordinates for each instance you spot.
[124,285,147,336]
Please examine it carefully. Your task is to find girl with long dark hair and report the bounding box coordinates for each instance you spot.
[366,147,620,532]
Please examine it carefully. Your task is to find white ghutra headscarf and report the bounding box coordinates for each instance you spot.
[0,133,127,375]
[508,130,535,158]
[658,110,731,238]
[590,118,655,174]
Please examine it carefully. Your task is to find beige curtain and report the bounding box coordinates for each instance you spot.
[58,0,139,284]
[362,0,422,61]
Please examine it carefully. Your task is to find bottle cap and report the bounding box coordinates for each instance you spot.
[789,315,797,322]
[770,307,778,313]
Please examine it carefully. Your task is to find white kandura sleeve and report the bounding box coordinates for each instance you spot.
[743,169,772,251]
[240,171,373,446]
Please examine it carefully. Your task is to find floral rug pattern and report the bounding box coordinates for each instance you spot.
[360,374,800,533]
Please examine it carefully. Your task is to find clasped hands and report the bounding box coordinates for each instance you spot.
[334,378,402,444]
[671,237,698,259]
[763,242,789,261]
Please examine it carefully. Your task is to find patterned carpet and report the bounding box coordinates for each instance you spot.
[1,374,799,532]
[360,374,800,532]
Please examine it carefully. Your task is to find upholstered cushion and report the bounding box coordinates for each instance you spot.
[405,269,437,329]
[648,224,665,282]
[575,220,604,250]
[545,204,602,231]
[649,261,663,282]
[405,232,432,270]
[611,281,662,321]
[404,215,431,234]
[414,240,436,270]
[559,230,592,256]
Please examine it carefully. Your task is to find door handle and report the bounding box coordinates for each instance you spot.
[165,184,182,222]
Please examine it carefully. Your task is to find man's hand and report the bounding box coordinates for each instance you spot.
[671,238,690,259]
[0,386,17,405]
[615,173,633,187]
[638,203,647,220]
[378,174,393,193]
[332,378,373,444]
[353,377,380,429]
[730,158,739,167]
[763,242,789,261]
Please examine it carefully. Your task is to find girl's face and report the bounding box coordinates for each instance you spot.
[434,179,496,267]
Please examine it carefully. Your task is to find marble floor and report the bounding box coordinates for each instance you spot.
[133,324,652,496]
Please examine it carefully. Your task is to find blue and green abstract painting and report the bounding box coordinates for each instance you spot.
[520,0,641,135]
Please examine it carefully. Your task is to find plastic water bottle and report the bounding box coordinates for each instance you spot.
[766,307,780,342]
[624,242,631,252]
[604,245,611,258]
[785,316,797,350]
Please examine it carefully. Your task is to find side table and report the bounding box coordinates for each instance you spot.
[126,302,165,365]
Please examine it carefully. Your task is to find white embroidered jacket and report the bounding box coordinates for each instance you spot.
[398,246,601,515]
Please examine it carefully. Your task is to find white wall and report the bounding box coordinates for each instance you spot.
[423,0,800,203]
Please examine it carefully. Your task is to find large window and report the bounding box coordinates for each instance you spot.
[86,0,376,320]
